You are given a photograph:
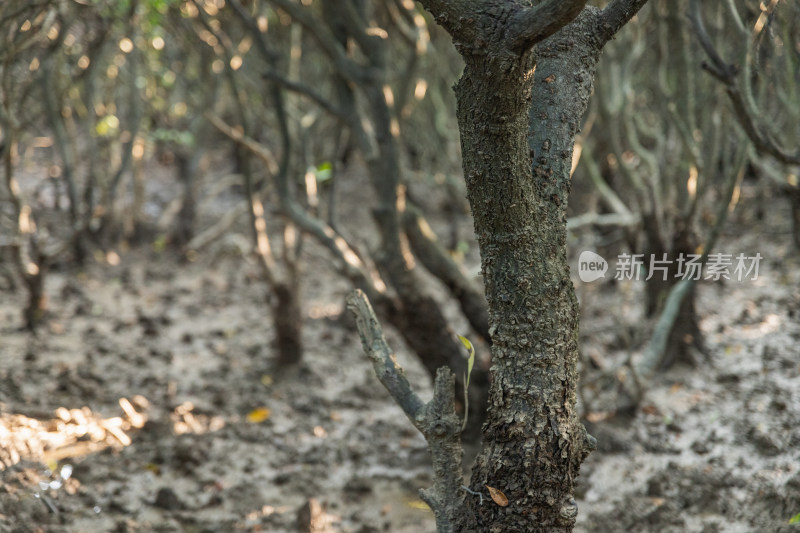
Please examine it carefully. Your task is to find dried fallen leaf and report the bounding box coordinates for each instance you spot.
[544,74,556,83]
[486,485,509,507]
[641,404,659,416]
[246,407,271,423]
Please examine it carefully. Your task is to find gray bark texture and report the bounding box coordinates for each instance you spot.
[347,290,464,532]
[409,1,649,531]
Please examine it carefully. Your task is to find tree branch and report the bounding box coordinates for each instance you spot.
[566,211,639,231]
[414,0,479,43]
[689,0,800,166]
[226,0,350,123]
[687,0,736,82]
[347,289,464,533]
[402,204,489,340]
[260,71,349,122]
[348,289,425,421]
[207,112,387,303]
[268,0,369,84]
[579,141,634,218]
[596,0,651,44]
[508,0,588,51]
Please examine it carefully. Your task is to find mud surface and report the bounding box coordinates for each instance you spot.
[2,173,799,532]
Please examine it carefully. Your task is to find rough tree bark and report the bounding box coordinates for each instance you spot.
[403,1,648,531]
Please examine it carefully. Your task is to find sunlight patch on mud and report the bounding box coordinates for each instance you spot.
[736,312,783,339]
[308,302,341,319]
[171,401,225,435]
[0,396,148,469]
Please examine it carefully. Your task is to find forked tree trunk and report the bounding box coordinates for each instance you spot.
[410,2,648,530]
[453,21,597,533]
[642,221,704,368]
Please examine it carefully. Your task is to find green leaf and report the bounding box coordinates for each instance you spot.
[789,512,800,524]
[458,335,476,431]
[315,162,333,183]
[458,335,475,389]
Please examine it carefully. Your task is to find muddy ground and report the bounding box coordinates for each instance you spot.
[1,167,799,532]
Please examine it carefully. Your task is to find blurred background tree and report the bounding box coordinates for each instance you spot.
[1,0,797,495]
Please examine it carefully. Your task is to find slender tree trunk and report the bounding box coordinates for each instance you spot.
[104,8,142,238]
[642,221,703,367]
[23,267,46,331]
[787,186,800,252]
[41,52,86,263]
[172,151,198,247]
[273,281,303,366]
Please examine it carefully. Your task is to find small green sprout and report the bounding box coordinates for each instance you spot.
[458,335,476,430]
